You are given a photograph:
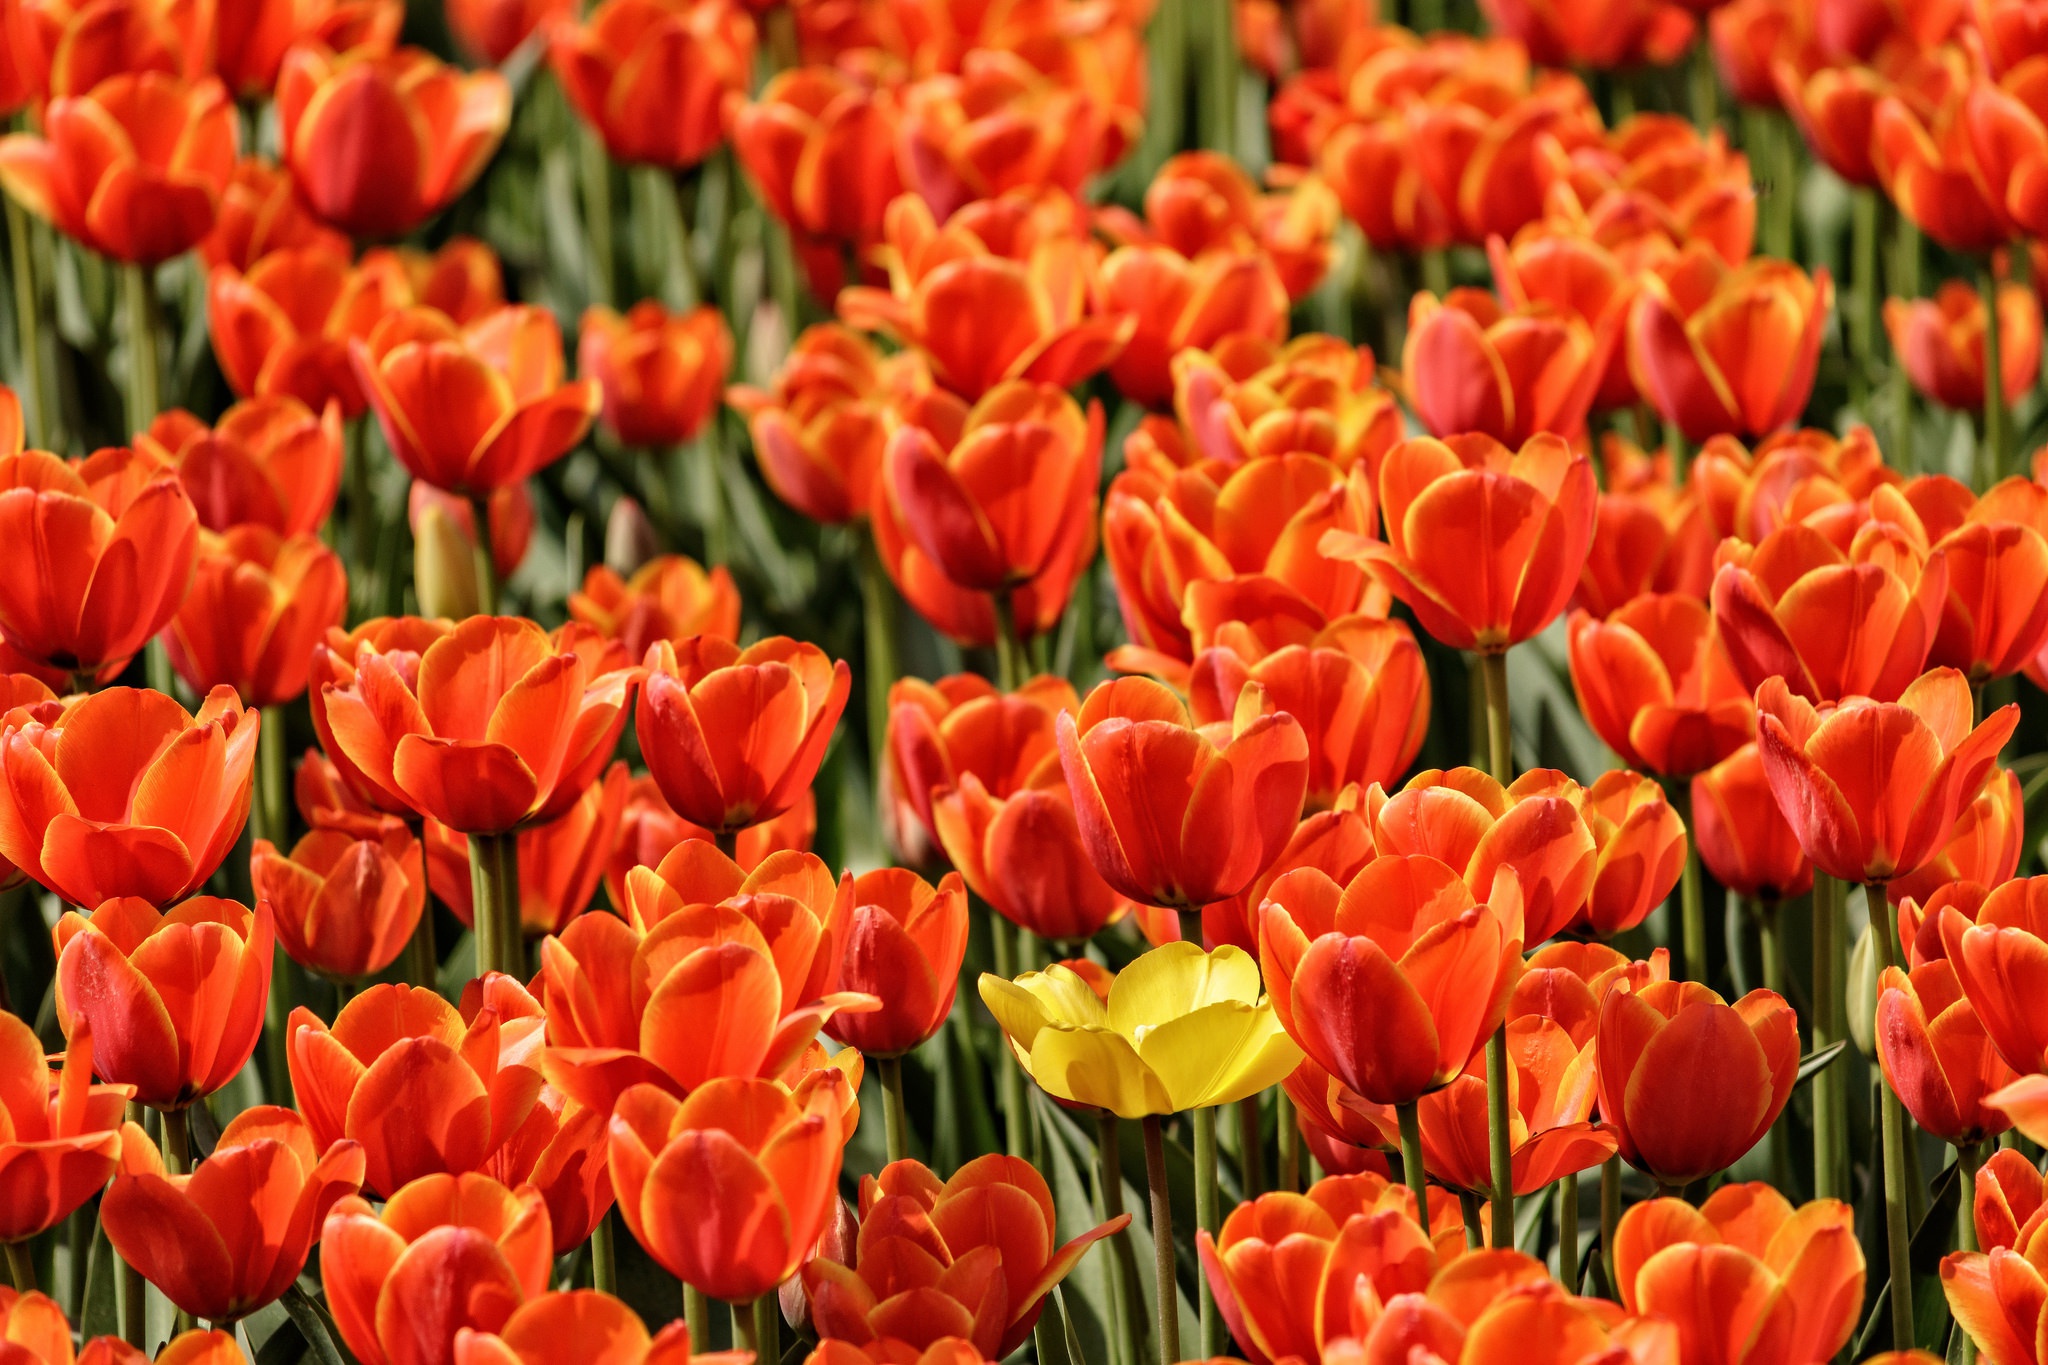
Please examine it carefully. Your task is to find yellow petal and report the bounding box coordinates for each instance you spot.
[1028,1025,1174,1118]
[1107,941,1264,1038]
[1136,999,1303,1110]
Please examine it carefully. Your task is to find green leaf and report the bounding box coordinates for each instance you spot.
[1796,1041,1848,1087]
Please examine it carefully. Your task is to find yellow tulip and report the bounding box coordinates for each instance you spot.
[978,941,1303,1118]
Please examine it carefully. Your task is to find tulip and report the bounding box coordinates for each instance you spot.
[427,760,628,941]
[1886,281,2042,413]
[1480,0,1693,72]
[252,826,426,980]
[1,685,257,909]
[1971,1146,2046,1254]
[1351,1255,1680,1365]
[1887,767,2023,908]
[1128,335,1400,475]
[1690,424,1894,544]
[1322,433,1597,656]
[1942,1217,2048,1364]
[277,43,509,238]
[1095,244,1292,409]
[351,305,599,497]
[550,0,754,169]
[163,527,347,707]
[1574,769,1688,938]
[1115,151,1339,301]
[822,869,966,1059]
[805,1155,1129,1358]
[1691,742,1813,902]
[1942,876,2048,1076]
[0,447,199,684]
[1401,287,1619,446]
[635,636,849,838]
[200,157,351,272]
[322,1173,552,1365]
[288,978,544,1197]
[0,1013,129,1246]
[207,246,412,417]
[1874,960,2018,1147]
[481,1088,612,1256]
[1597,980,1799,1184]
[1753,669,2018,885]
[932,769,1133,945]
[1628,257,1833,441]
[0,72,236,262]
[882,673,1071,862]
[602,774,813,903]
[577,303,730,449]
[734,66,903,293]
[607,1076,844,1303]
[447,0,569,63]
[104,1105,364,1322]
[1056,676,1308,911]
[979,942,1301,1118]
[1927,479,2048,685]
[1568,595,1753,776]
[306,615,455,817]
[452,1291,721,1365]
[567,556,739,662]
[1202,790,1376,955]
[139,398,344,537]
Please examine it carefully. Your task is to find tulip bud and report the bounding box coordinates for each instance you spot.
[605,496,661,578]
[1848,921,1878,1058]
[414,500,480,619]
[779,1195,858,1333]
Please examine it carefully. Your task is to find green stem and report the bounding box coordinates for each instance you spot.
[666,168,703,312]
[1397,1100,1430,1236]
[992,592,1027,692]
[1689,36,1718,134]
[685,1286,710,1354]
[1756,895,1782,997]
[1674,787,1706,986]
[753,1291,783,1355]
[1485,1028,1513,1248]
[580,124,614,309]
[1203,0,1236,158]
[120,261,158,433]
[161,1106,189,1175]
[1865,881,1914,1352]
[860,531,899,832]
[1600,1155,1621,1296]
[1420,248,1450,299]
[6,195,45,450]
[1236,1095,1264,1200]
[1098,1110,1145,1365]
[591,1210,616,1295]
[1812,873,1845,1201]
[1478,652,1511,783]
[259,705,288,849]
[5,1241,33,1293]
[469,495,499,615]
[469,832,521,977]
[1557,1172,1580,1290]
[990,914,1030,1159]
[346,418,374,614]
[1960,1140,1986,1254]
[1276,1091,1301,1195]
[1141,1114,1180,1365]
[119,1101,146,1352]
[1982,265,2008,490]
[1458,1190,1483,1249]
[265,943,293,1105]
[1851,189,1879,407]
[879,1053,910,1164]
[1193,1107,1219,1357]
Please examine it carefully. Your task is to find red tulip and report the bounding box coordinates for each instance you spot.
[208,246,412,417]
[0,1012,130,1244]
[601,774,813,906]
[199,156,350,271]
[1875,959,2018,1147]
[139,398,344,537]
[1691,742,1813,901]
[567,556,739,663]
[163,527,347,707]
[1113,150,1340,301]
[1095,243,1292,409]
[823,869,967,1057]
[1629,257,1833,442]
[1887,280,2042,412]
[578,303,731,449]
[253,825,425,980]
[1568,594,1752,776]
[734,66,903,294]
[446,0,569,63]
[1402,287,1619,446]
[895,53,1123,222]
[881,673,1071,863]
[1887,766,2024,909]
[549,0,754,170]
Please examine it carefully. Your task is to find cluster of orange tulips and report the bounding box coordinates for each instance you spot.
[11,1,2048,1365]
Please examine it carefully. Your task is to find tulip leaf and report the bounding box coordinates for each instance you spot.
[242,1301,300,1365]
[1852,1153,1960,1356]
[280,1282,348,1365]
[1034,1091,1114,1365]
[1795,1040,1848,1086]
[78,1212,118,1339]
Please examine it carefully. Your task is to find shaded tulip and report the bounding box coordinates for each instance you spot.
[199,156,350,272]
[1629,257,1833,442]
[208,246,412,417]
[1874,960,2018,1147]
[805,1155,1129,1358]
[0,447,199,683]
[1941,1216,2048,1365]
[1111,151,1340,301]
[322,1172,551,1365]
[1095,244,1292,409]
[408,485,536,615]
[932,770,1133,944]
[481,1088,612,1256]
[1971,1146,2046,1256]
[1754,669,2018,884]
[1402,287,1618,446]
[1691,742,1813,901]
[979,942,1301,1118]
[1886,280,2041,413]
[446,0,569,63]
[140,398,344,537]
[252,825,425,980]
[1322,433,1597,655]
[601,774,813,904]
[0,1013,129,1244]
[1615,1187,1864,1365]
[1569,594,1752,776]
[351,305,599,496]
[1930,479,2048,685]
[164,527,347,707]
[421,763,628,943]
[1481,0,1694,72]
[1690,424,1895,546]
[549,0,754,170]
[277,43,509,238]
[823,870,967,1057]
[882,673,1071,862]
[567,556,739,662]
[733,66,903,291]
[1348,1252,1680,1365]
[1056,676,1308,911]
[104,1105,364,1322]
[607,1076,843,1303]
[452,1290,734,1365]
[578,303,731,449]
[1942,876,2048,1075]
[1597,980,1799,1184]
[1575,769,1688,938]
[287,979,543,1198]
[1201,788,1376,955]
[0,1289,151,1365]
[0,72,236,262]
[1887,766,2024,908]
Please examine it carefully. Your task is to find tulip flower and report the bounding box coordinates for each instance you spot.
[1925,479,2048,686]
[1628,257,1833,442]
[1126,335,1400,475]
[1322,433,1597,656]
[1942,1214,2048,1364]
[1597,980,1799,1184]
[208,247,412,417]
[607,1076,844,1303]
[1754,669,2018,885]
[1106,151,1339,301]
[322,1173,552,1365]
[931,768,1133,945]
[426,761,629,941]
[567,556,740,663]
[1971,1146,2045,1254]
[805,1155,1129,1358]
[140,399,344,537]
[1568,595,1753,776]
[1481,0,1693,74]
[0,447,199,684]
[1056,676,1308,911]
[286,979,544,1197]
[1614,1187,1864,1365]
[734,66,903,294]
[635,636,850,839]
[1095,244,1292,409]
[882,673,1071,862]
[1866,80,2018,254]
[1691,424,1894,545]
[978,942,1301,1118]
[0,1013,129,1245]
[446,0,568,62]
[1202,790,1377,955]
[1691,742,1813,902]
[602,775,813,902]
[1886,281,2041,413]
[306,615,453,816]
[104,1105,364,1323]
[1942,876,2048,1076]
[163,528,347,707]
[351,305,599,497]
[1401,287,1619,446]
[277,43,509,238]
[1573,769,1688,938]
[550,0,755,169]
[1874,960,2018,1148]
[1350,1255,1680,1365]
[201,157,352,272]
[453,1291,732,1365]
[481,1087,612,1256]
[252,826,426,981]
[577,303,731,449]
[822,868,967,1058]
[1888,767,2023,908]
[0,72,236,262]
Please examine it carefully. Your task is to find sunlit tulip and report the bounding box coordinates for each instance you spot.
[601,775,813,903]
[1691,742,1813,901]
[1942,1211,2048,1364]
[1688,424,1892,544]
[455,1291,738,1365]
[1888,767,2023,908]
[1886,281,2041,413]
[1130,333,1402,472]
[277,43,509,238]
[140,399,344,537]
[805,1156,1128,1358]
[1402,287,1617,446]
[1109,151,1339,301]
[1926,479,2048,685]
[1350,1252,1680,1365]
[200,157,350,271]
[823,869,967,1058]
[1569,595,1752,776]
[567,556,739,663]
[253,825,425,980]
[480,1087,611,1256]
[1629,257,1833,442]
[578,303,730,449]
[322,1173,551,1365]
[208,247,411,417]
[0,447,198,684]
[607,1076,843,1303]
[979,943,1301,1118]
[306,615,453,817]
[1202,789,1376,955]
[1575,769,1688,937]
[1942,876,2048,1075]
[636,635,849,837]
[1095,244,1292,409]
[550,0,754,169]
[734,66,902,294]
[164,528,347,707]
[105,1105,363,1322]
[0,72,235,262]
[1867,81,2011,254]
[1597,981,1799,1183]
[0,1289,150,1365]
[1875,960,2018,1147]
[932,770,1132,944]
[0,1013,129,1244]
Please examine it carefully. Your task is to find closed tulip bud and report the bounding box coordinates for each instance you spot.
[453,1291,726,1365]
[568,555,740,662]
[1569,596,1752,776]
[1629,257,1832,442]
[105,1106,365,1323]
[413,500,481,619]
[322,1173,552,1365]
[253,826,426,980]
[278,44,509,238]
[207,246,412,417]
[446,0,570,63]
[932,771,1133,945]
[608,1076,844,1303]
[1596,981,1799,1184]
[0,72,236,262]
[165,528,348,707]
[1875,961,2018,1147]
[0,1014,130,1244]
[824,870,967,1057]
[1887,767,2023,908]
[1402,287,1618,446]
[200,157,351,272]
[550,0,754,170]
[1691,742,1813,901]
[141,398,345,537]
[1887,281,2042,413]
[408,483,537,589]
[578,304,731,449]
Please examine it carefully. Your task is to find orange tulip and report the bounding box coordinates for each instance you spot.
[322,1172,552,1365]
[200,156,350,271]
[1887,766,2023,908]
[1127,334,1402,473]
[104,1104,363,1322]
[1569,769,1688,938]
[287,978,543,1198]
[607,1076,844,1303]
[1056,676,1307,911]
[1629,257,1832,442]
[1869,83,2012,254]
[208,246,411,417]
[0,1013,129,1244]
[1689,424,1894,545]
[1754,669,2018,884]
[931,764,1134,944]
[567,556,739,662]
[1690,742,1814,901]
[0,1289,151,1365]
[1401,287,1619,446]
[277,43,509,238]
[478,1086,612,1257]
[1887,280,2041,413]
[306,615,452,816]
[163,527,347,707]
[1202,789,1376,955]
[1095,244,1292,409]
[253,825,425,980]
[424,761,629,941]
[351,305,598,496]
[446,0,568,62]
[1568,595,1752,776]
[577,303,731,449]
[0,687,257,908]
[882,673,1071,863]
[1942,1216,2048,1364]
[1479,0,1694,70]
[140,398,343,537]
[1925,478,2048,685]
[1352,1250,1682,1364]
[550,0,754,170]
[454,1291,729,1365]
[0,71,235,262]
[1940,876,2048,1079]
[1321,433,1597,656]
[602,774,813,903]
[1105,151,1339,301]
[1971,1145,2047,1254]
[1540,114,1760,267]
[1597,981,1799,1184]
[1875,959,2018,1147]
[0,447,198,684]
[821,870,966,1058]
[1571,440,1719,619]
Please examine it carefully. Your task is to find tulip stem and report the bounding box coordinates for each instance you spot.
[1674,786,1707,987]
[1477,652,1511,783]
[1396,1101,1429,1236]
[589,1210,616,1294]
[1276,1092,1300,1195]
[732,1296,777,1361]
[860,531,899,835]
[468,832,521,977]
[120,261,159,432]
[879,1054,910,1164]
[1236,1096,1265,1200]
[407,868,438,992]
[6,195,46,450]
[469,495,500,614]
[1599,1154,1620,1297]
[1557,1172,1580,1290]
[1201,0,1236,159]
[990,915,1030,1160]
[1458,1191,1483,1249]
[685,1285,710,1352]
[1850,188,1879,407]
[1982,265,2008,490]
[119,1102,147,1352]
[4,1241,33,1293]
[1866,880,1915,1353]
[1097,1110,1146,1365]
[1193,1106,1220,1357]
[161,1106,190,1176]
[1484,1028,1513,1249]
[259,705,288,849]
[992,592,1027,692]
[1688,36,1717,134]
[1140,1114,1180,1365]
[580,124,614,309]
[1811,873,1846,1201]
